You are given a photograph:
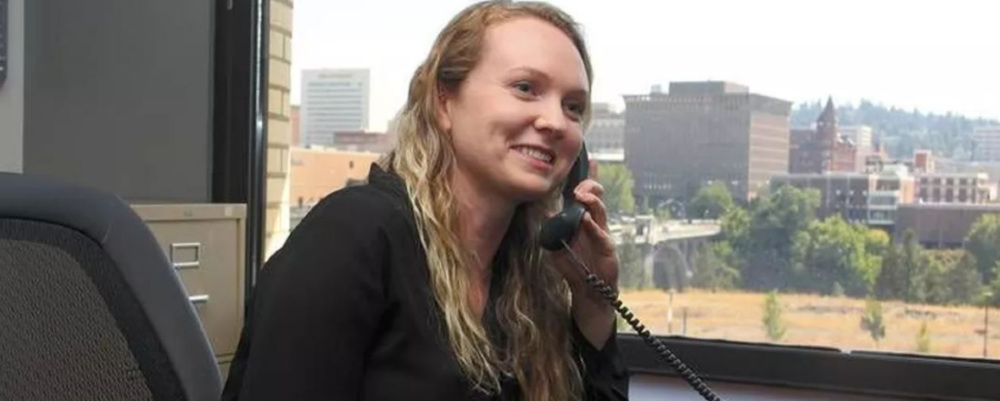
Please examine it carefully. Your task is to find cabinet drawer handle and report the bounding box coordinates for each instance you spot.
[189,294,210,305]
[171,242,201,269]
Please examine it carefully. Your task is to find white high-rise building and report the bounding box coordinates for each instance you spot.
[587,103,625,152]
[301,69,370,147]
[840,125,873,171]
[973,126,1000,162]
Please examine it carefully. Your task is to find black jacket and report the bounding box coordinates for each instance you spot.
[221,165,630,400]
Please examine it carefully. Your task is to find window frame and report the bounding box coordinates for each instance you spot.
[213,0,269,311]
[620,331,1000,400]
[220,2,1000,399]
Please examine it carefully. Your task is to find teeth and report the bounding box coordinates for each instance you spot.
[516,146,553,163]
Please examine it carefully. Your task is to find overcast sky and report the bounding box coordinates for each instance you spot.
[291,0,1000,132]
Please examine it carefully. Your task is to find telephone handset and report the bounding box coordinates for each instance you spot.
[540,143,723,401]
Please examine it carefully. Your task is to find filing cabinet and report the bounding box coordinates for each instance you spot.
[131,203,246,381]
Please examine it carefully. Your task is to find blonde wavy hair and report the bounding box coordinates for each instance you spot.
[376,1,594,400]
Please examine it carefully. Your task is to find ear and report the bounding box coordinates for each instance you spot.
[434,89,454,134]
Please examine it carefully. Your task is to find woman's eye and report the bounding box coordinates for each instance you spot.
[513,81,534,94]
[565,102,586,119]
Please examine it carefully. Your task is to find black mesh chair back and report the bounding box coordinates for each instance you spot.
[0,172,221,401]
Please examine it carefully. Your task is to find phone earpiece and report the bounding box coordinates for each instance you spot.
[539,144,589,251]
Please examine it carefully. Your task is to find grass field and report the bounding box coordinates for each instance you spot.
[618,289,1000,360]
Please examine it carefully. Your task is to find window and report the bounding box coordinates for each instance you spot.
[281,1,1000,399]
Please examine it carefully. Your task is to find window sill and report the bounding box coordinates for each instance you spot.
[620,333,1000,401]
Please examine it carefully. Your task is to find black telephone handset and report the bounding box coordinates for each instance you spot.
[540,143,723,401]
[539,143,591,251]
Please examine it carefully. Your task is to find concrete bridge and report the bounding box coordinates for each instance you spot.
[610,218,722,290]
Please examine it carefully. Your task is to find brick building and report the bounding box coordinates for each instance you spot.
[895,203,1000,248]
[789,98,857,174]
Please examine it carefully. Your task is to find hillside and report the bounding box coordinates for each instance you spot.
[791,99,999,160]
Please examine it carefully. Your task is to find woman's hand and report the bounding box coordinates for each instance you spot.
[547,178,619,350]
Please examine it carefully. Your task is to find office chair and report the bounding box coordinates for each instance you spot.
[0,172,221,401]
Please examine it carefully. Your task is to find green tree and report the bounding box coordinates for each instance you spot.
[916,321,932,353]
[923,250,983,305]
[865,229,891,258]
[860,297,887,349]
[902,230,928,303]
[762,290,788,342]
[691,242,740,291]
[654,204,672,221]
[863,229,890,289]
[741,185,821,290]
[688,182,735,219]
[964,214,1000,283]
[831,282,846,297]
[797,216,881,296]
[720,206,750,249]
[990,265,1000,307]
[617,232,648,289]
[923,250,959,305]
[945,254,984,305]
[875,231,928,303]
[875,242,907,300]
[595,163,636,215]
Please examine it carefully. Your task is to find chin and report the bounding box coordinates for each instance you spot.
[508,176,556,203]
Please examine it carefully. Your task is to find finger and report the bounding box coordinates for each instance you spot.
[582,212,612,245]
[574,179,605,199]
[576,192,609,229]
[547,247,584,281]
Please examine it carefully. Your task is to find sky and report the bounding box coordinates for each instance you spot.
[290,0,1000,132]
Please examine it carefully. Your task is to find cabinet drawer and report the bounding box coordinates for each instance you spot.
[144,219,242,358]
[217,355,234,383]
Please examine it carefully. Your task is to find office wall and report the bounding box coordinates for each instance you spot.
[0,0,23,173]
[22,0,213,203]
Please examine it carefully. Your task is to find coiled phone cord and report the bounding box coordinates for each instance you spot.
[562,240,723,401]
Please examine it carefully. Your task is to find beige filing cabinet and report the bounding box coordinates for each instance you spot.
[131,204,247,382]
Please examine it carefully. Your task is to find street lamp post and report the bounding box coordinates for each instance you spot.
[985,290,994,358]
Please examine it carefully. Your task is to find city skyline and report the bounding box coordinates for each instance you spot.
[291,0,1000,132]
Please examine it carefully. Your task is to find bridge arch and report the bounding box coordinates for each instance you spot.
[643,238,715,291]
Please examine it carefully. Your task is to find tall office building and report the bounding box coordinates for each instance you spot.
[301,69,370,147]
[973,126,1000,162]
[624,81,791,203]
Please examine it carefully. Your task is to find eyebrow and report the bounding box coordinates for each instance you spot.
[508,66,589,98]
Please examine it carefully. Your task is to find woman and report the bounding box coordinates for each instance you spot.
[221,1,628,400]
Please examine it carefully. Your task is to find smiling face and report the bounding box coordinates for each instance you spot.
[437,16,590,204]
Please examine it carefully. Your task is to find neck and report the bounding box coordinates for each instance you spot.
[450,169,516,277]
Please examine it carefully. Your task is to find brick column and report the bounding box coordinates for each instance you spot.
[265,0,293,259]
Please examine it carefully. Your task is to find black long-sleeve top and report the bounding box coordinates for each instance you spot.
[220,164,630,400]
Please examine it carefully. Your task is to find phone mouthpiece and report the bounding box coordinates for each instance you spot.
[539,204,586,251]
